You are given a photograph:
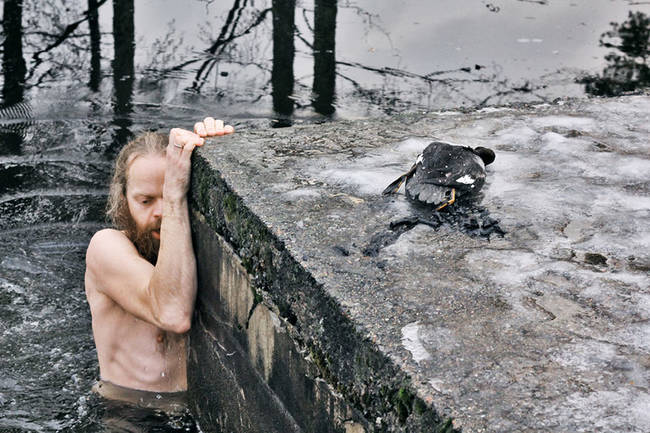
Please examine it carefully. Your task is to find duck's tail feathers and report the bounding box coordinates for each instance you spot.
[382,174,408,195]
[383,164,417,195]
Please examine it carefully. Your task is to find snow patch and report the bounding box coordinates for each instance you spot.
[395,137,430,154]
[401,322,431,363]
[532,115,596,131]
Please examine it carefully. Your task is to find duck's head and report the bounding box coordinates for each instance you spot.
[473,147,495,166]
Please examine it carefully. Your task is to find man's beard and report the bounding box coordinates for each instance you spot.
[125,219,161,265]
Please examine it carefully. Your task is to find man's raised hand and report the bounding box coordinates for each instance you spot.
[165,118,234,201]
[194,117,235,137]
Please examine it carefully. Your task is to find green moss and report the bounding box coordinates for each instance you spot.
[391,387,415,424]
[309,345,339,389]
[361,391,372,407]
[436,418,455,433]
[191,165,210,213]
[413,397,427,415]
[223,192,237,222]
[240,256,253,274]
[310,347,326,375]
[252,286,263,305]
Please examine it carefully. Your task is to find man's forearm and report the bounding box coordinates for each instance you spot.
[141,119,232,332]
[148,196,197,333]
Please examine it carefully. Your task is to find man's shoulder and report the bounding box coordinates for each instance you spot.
[88,228,131,250]
[86,228,135,268]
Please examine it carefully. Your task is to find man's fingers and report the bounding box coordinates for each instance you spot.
[214,119,224,136]
[194,122,207,137]
[201,118,233,136]
[172,120,234,148]
[204,117,216,135]
[170,128,205,151]
[182,141,197,154]
[185,136,204,148]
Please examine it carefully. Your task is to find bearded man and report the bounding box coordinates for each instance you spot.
[85,118,234,412]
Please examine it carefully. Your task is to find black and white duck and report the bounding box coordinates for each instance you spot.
[383,141,496,210]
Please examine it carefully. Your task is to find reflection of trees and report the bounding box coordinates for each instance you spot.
[295,2,548,113]
[155,0,542,114]
[2,0,27,106]
[88,0,102,91]
[581,11,650,96]
[110,0,135,152]
[164,1,272,93]
[1,0,27,155]
[272,0,296,117]
[295,27,502,113]
[109,0,135,151]
[25,0,109,87]
[193,1,271,93]
[312,0,337,115]
[2,0,580,119]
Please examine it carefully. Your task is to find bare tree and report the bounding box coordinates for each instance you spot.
[26,0,109,84]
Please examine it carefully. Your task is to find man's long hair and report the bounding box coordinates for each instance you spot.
[106,132,167,261]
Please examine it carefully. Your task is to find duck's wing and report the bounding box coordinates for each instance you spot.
[406,181,451,205]
[414,150,486,190]
[383,142,453,195]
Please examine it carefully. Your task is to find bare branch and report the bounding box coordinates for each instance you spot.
[192,3,273,92]
[336,60,488,84]
[161,6,271,82]
[27,0,109,80]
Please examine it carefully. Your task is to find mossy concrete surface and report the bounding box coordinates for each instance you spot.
[188,96,650,432]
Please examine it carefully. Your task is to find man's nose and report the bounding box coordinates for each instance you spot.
[153,199,163,218]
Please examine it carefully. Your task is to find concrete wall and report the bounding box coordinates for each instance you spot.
[189,212,368,433]
[186,153,451,433]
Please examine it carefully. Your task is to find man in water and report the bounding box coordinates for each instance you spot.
[85,118,234,412]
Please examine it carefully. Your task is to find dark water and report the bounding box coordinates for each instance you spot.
[1,0,649,431]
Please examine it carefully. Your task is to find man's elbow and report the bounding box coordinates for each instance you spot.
[158,310,192,334]
[171,317,191,334]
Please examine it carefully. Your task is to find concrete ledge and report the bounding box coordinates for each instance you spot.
[188,96,650,433]
[188,158,444,432]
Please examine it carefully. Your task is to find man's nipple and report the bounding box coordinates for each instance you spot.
[156,333,165,344]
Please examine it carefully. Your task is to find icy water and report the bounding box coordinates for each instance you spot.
[1,0,649,431]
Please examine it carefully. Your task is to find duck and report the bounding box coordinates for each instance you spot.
[383,141,495,211]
